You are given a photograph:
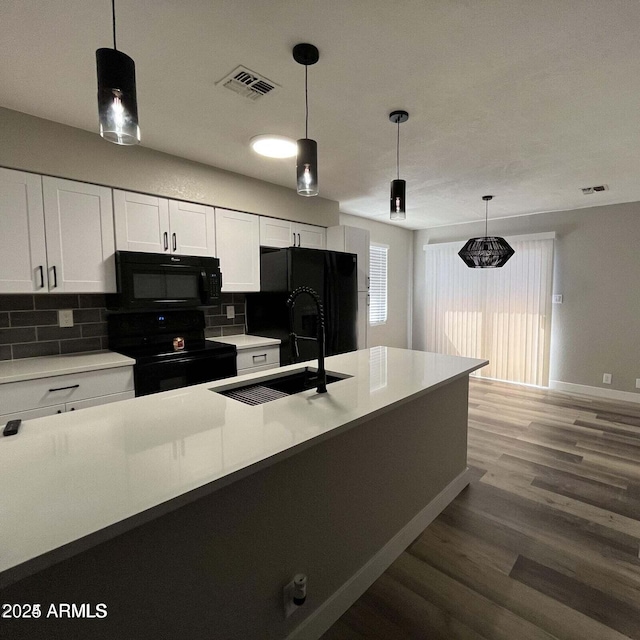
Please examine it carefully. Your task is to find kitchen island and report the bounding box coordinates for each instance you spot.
[0,347,486,640]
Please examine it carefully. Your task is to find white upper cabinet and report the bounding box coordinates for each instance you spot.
[0,168,47,293]
[168,200,216,257]
[113,190,216,257]
[114,190,170,253]
[215,208,260,292]
[259,216,326,249]
[327,225,370,291]
[0,170,115,294]
[43,177,116,293]
[295,222,326,249]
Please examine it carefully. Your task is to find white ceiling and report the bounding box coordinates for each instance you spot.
[2,0,640,230]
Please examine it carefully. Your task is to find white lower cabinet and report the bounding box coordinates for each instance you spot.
[236,345,280,372]
[214,208,260,292]
[0,367,134,423]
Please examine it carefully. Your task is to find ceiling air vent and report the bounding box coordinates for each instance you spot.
[581,184,609,195]
[217,66,279,101]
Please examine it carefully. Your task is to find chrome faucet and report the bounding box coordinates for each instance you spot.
[286,286,327,393]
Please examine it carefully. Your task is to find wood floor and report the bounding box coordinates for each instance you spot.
[321,378,640,640]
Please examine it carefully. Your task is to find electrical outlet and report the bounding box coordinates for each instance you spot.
[552,294,563,304]
[636,379,640,389]
[58,309,74,328]
[602,373,612,385]
[226,305,235,320]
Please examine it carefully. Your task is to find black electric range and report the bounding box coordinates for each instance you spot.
[108,310,237,396]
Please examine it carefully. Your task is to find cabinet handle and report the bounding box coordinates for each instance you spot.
[163,232,169,251]
[292,232,296,246]
[252,353,268,363]
[298,233,301,247]
[38,265,45,288]
[70,407,75,411]
[52,265,58,288]
[48,384,79,393]
[172,233,177,252]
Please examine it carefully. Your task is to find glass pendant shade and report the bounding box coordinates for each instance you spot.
[296,138,319,197]
[390,179,406,220]
[96,47,140,145]
[458,236,515,268]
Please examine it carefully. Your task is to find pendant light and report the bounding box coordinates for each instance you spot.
[293,43,319,196]
[458,196,515,268]
[389,110,409,220]
[96,0,140,145]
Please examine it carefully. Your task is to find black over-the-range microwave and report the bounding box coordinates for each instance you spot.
[107,251,222,310]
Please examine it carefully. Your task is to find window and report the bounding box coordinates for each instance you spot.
[369,243,388,325]
[424,233,554,386]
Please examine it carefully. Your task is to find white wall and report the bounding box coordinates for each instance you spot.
[339,213,413,349]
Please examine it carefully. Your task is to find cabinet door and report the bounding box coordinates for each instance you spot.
[0,404,67,423]
[43,177,116,293]
[168,200,216,256]
[215,209,260,292]
[0,168,48,293]
[65,390,135,412]
[294,222,326,249]
[259,216,293,248]
[114,190,170,253]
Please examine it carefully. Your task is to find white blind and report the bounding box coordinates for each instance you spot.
[424,234,554,386]
[369,244,388,325]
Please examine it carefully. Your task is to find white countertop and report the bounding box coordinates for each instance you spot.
[0,347,486,582]
[207,334,281,350]
[0,351,136,385]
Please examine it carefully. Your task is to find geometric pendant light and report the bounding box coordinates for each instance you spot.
[96,0,140,145]
[293,43,320,196]
[389,110,409,220]
[458,196,515,268]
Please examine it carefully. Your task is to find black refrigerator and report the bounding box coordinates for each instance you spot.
[245,247,358,365]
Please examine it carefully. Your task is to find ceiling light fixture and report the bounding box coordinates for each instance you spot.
[250,135,297,158]
[458,196,515,268]
[293,43,319,197]
[96,0,140,145]
[389,110,409,220]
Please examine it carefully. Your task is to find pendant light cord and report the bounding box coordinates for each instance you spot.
[304,65,309,139]
[485,198,488,237]
[112,0,117,50]
[396,120,400,180]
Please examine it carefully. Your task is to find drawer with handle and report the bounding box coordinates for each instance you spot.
[236,346,280,372]
[0,367,134,416]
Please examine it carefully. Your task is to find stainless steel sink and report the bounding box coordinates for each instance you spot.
[211,367,351,406]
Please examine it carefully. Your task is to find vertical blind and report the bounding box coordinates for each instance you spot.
[424,234,554,386]
[369,244,388,325]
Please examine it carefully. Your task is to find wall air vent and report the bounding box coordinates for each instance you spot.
[581,184,609,195]
[217,66,280,101]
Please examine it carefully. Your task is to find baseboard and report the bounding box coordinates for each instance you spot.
[286,467,473,640]
[550,380,640,404]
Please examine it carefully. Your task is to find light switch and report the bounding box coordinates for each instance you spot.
[58,309,74,328]
[226,305,235,320]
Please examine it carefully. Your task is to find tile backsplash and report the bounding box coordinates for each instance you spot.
[0,294,245,361]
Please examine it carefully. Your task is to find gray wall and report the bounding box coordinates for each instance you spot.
[340,213,413,349]
[413,201,640,394]
[0,107,339,227]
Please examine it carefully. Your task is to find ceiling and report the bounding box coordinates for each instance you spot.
[2,0,640,230]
